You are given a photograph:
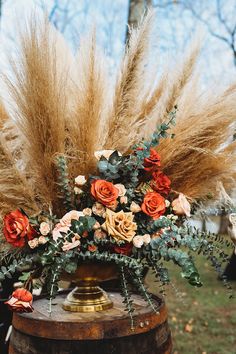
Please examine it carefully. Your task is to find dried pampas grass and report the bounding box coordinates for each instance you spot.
[5,16,71,211]
[66,31,110,177]
[156,84,236,200]
[104,11,154,152]
[0,102,39,216]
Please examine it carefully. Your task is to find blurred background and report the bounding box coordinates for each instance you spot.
[0,1,236,353]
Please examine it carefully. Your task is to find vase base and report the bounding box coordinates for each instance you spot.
[62,281,113,312]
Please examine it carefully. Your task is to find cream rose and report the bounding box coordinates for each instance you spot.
[102,209,137,242]
[94,150,122,160]
[133,235,144,248]
[133,234,150,248]
[130,201,141,213]
[172,193,191,217]
[39,222,50,236]
[75,175,87,186]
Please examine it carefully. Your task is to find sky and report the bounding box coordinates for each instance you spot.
[0,0,235,95]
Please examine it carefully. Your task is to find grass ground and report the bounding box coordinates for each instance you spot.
[146,253,236,354]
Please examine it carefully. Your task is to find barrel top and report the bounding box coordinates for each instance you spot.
[12,292,168,340]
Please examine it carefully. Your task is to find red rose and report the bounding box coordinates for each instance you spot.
[141,192,166,219]
[91,180,119,207]
[151,171,171,196]
[5,288,33,313]
[3,210,37,247]
[113,242,133,256]
[144,149,161,172]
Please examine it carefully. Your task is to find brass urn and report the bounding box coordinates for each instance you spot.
[62,262,118,312]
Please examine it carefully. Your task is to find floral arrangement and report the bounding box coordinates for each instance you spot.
[1,111,233,326]
[0,12,235,326]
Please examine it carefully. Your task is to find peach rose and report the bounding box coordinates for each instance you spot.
[28,238,39,249]
[93,221,101,230]
[114,184,127,197]
[172,193,191,217]
[83,208,92,216]
[120,196,128,204]
[141,192,166,219]
[130,201,141,213]
[102,209,137,242]
[94,228,107,240]
[39,222,50,236]
[38,235,48,245]
[91,180,119,207]
[92,202,106,217]
[94,150,122,160]
[62,236,81,252]
[52,224,70,241]
[60,210,84,227]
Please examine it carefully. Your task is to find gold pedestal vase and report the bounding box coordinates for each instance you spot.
[61,262,118,313]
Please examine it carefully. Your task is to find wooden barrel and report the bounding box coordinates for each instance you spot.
[9,292,172,354]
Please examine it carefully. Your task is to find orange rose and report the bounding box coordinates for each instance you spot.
[144,149,161,172]
[3,210,37,247]
[91,180,119,207]
[151,171,171,196]
[141,192,166,219]
[5,288,33,313]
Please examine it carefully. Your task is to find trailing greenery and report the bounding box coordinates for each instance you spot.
[55,155,73,212]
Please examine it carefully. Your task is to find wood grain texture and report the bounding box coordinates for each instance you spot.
[10,292,172,354]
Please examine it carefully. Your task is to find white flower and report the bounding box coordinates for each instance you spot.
[130,201,141,213]
[75,175,87,186]
[39,222,50,236]
[94,150,122,160]
[115,183,127,197]
[133,235,144,248]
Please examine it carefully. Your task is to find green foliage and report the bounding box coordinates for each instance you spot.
[56,155,73,212]
[119,266,135,330]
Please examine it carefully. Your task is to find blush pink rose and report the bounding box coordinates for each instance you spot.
[172,193,191,217]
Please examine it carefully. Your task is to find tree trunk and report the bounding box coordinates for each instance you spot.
[126,0,152,41]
